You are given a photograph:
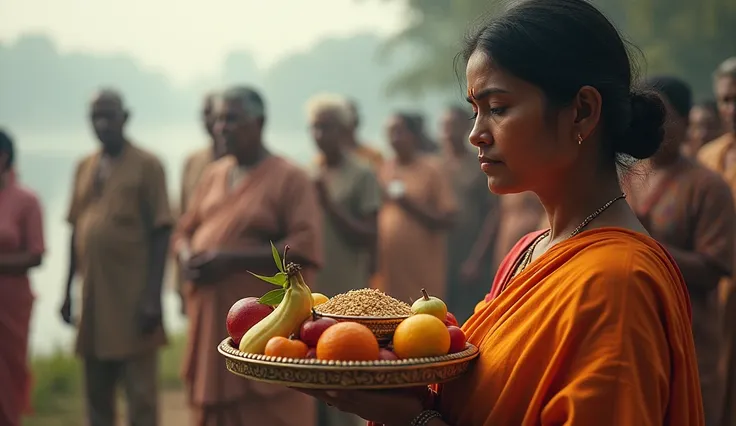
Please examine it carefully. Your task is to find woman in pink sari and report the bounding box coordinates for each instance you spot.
[0,129,45,426]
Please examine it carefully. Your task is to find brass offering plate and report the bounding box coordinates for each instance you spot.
[218,338,479,389]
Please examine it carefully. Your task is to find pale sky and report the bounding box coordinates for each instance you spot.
[0,0,406,85]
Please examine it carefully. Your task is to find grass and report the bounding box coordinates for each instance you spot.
[24,333,187,426]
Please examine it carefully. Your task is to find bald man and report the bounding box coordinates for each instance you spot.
[176,92,225,314]
[60,89,173,426]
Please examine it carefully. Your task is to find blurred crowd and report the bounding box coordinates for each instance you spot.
[0,52,735,426]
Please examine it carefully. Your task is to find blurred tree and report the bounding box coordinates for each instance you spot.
[380,0,736,98]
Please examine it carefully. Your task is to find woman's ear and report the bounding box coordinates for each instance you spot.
[573,85,603,140]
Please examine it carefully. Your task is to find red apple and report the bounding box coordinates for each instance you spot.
[226,297,274,345]
[445,312,459,327]
[447,326,467,353]
[378,348,399,361]
[299,317,338,347]
[306,348,317,359]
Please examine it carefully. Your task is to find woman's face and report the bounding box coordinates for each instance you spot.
[386,115,416,158]
[465,51,579,195]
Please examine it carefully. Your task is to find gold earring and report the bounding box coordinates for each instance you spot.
[577,134,583,145]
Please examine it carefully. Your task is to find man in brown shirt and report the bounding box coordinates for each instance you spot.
[60,89,172,426]
[176,92,225,314]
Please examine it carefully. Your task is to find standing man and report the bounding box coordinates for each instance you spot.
[438,106,499,323]
[344,98,385,170]
[174,86,321,426]
[176,91,225,314]
[307,94,381,426]
[60,89,172,426]
[699,57,736,426]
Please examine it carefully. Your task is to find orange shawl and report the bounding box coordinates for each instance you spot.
[429,228,702,426]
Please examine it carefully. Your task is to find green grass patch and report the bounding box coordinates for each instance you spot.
[24,333,187,425]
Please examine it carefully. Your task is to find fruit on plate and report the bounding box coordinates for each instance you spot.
[299,315,338,348]
[238,245,314,354]
[226,297,274,345]
[447,326,467,354]
[264,336,309,359]
[311,293,329,306]
[411,288,448,322]
[316,322,380,361]
[445,312,459,327]
[392,314,451,359]
[378,348,399,361]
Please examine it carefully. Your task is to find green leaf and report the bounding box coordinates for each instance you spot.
[248,271,288,287]
[271,241,284,273]
[259,288,286,306]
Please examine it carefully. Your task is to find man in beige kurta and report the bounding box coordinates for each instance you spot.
[176,92,224,313]
[61,90,172,426]
[307,95,382,426]
[698,57,736,426]
[174,86,321,426]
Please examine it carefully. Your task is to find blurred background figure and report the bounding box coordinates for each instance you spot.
[173,86,321,426]
[0,129,45,426]
[307,93,381,426]
[345,98,385,171]
[175,91,226,315]
[60,89,172,426]
[686,100,722,157]
[438,105,498,322]
[626,76,735,426]
[374,112,457,304]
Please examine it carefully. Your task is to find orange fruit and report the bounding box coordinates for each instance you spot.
[392,314,451,359]
[264,337,309,359]
[316,322,380,361]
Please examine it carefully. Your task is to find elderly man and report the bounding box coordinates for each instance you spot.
[174,86,322,426]
[307,94,382,426]
[698,57,736,426]
[60,89,172,426]
[176,91,225,314]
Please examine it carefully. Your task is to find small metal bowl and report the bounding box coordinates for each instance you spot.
[313,311,409,346]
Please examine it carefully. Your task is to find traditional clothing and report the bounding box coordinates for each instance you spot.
[66,143,172,426]
[445,149,498,322]
[315,154,382,426]
[176,147,217,305]
[699,133,736,426]
[375,155,458,303]
[437,228,704,426]
[0,170,44,426]
[627,159,735,426]
[175,155,322,426]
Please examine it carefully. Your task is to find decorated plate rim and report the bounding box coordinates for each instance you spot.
[218,338,479,370]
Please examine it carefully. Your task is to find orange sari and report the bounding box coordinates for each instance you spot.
[432,228,703,426]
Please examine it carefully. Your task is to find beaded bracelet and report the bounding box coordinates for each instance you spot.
[410,410,443,426]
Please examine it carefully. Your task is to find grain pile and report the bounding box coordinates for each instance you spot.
[317,288,412,317]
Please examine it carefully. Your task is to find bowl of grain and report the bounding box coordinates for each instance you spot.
[314,288,412,345]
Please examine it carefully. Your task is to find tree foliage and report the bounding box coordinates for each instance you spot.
[381,0,736,98]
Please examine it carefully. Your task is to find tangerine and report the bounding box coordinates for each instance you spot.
[392,314,450,359]
[264,336,309,359]
[316,322,380,361]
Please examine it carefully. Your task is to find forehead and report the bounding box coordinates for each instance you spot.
[466,51,509,93]
[715,76,736,96]
[90,98,123,113]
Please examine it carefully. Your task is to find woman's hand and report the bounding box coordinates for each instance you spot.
[297,388,426,426]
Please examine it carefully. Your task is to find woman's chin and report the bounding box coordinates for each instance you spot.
[486,177,519,195]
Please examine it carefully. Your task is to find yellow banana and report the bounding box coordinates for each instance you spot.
[239,263,314,354]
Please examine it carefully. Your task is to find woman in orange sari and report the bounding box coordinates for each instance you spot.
[299,0,704,425]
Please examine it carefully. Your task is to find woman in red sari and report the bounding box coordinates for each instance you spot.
[0,129,45,426]
[299,0,704,425]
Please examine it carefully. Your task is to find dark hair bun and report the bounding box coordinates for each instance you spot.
[616,90,666,160]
